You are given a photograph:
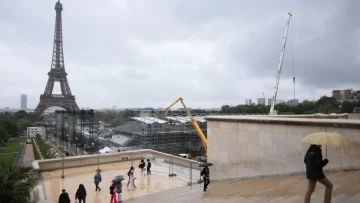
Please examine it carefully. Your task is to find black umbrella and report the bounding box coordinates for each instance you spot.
[112,175,125,183]
[199,162,213,167]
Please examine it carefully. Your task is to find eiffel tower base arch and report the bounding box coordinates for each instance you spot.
[34,95,79,117]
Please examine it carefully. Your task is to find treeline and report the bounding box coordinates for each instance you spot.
[0,110,36,143]
[221,96,360,115]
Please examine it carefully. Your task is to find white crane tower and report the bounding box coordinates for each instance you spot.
[269,12,292,115]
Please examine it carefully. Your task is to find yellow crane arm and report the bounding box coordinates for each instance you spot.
[164,97,208,155]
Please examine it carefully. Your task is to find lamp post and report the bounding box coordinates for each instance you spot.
[75,137,78,156]
[92,142,100,170]
[66,135,69,152]
[61,111,65,179]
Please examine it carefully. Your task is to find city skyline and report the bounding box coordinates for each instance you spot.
[0,0,359,109]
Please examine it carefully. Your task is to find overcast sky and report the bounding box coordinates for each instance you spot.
[0,0,359,109]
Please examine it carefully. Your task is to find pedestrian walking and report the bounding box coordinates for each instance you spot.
[94,170,102,191]
[75,184,87,203]
[139,159,146,176]
[147,159,152,175]
[115,180,123,203]
[201,166,210,192]
[127,169,136,190]
[127,166,134,186]
[109,182,117,203]
[304,144,333,203]
[58,189,71,203]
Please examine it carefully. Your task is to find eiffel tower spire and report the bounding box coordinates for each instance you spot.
[34,1,79,116]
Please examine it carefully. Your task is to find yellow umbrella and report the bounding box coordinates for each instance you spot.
[302,132,349,158]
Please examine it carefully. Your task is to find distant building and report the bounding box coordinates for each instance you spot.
[352,90,360,101]
[354,107,360,113]
[27,127,45,138]
[245,99,252,105]
[257,98,266,105]
[268,98,273,106]
[21,94,27,109]
[332,89,359,102]
[332,90,341,100]
[340,89,353,101]
[287,99,299,106]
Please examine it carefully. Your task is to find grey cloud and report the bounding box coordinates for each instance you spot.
[228,0,360,88]
[0,0,359,109]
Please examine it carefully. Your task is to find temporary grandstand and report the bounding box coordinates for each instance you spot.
[113,114,208,157]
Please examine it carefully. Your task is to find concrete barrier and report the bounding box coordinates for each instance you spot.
[35,149,200,172]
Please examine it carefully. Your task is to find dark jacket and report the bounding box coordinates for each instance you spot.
[201,167,210,177]
[304,145,329,180]
[109,184,116,194]
[115,181,122,193]
[94,172,102,183]
[58,192,71,203]
[75,184,87,200]
[139,161,145,169]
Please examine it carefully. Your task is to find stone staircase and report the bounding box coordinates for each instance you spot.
[128,170,360,203]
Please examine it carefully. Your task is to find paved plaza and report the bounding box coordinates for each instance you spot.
[128,169,360,203]
[39,160,200,202]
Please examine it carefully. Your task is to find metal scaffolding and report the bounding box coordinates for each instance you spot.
[113,114,207,157]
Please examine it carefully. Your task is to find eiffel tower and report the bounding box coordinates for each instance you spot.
[34,0,79,116]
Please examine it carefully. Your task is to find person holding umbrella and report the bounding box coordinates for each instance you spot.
[112,175,124,203]
[303,145,332,203]
[302,131,349,203]
[109,182,117,203]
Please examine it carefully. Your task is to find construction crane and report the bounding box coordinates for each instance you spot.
[164,97,208,156]
[269,12,292,115]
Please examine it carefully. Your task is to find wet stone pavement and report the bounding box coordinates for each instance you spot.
[40,160,200,202]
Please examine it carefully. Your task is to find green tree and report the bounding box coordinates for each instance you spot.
[14,110,28,119]
[340,101,357,113]
[301,100,316,114]
[17,119,32,132]
[220,105,233,114]
[0,126,8,143]
[315,96,339,113]
[0,120,18,137]
[275,103,288,113]
[0,164,37,203]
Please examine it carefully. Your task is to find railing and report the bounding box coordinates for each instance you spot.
[32,138,44,160]
[13,139,26,165]
[35,149,203,185]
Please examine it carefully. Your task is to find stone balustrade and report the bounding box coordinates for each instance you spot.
[33,149,200,174]
[206,116,360,181]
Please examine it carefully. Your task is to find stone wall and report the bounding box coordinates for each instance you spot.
[206,116,360,181]
[349,113,360,120]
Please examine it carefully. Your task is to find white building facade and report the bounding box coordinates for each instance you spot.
[245,99,252,105]
[27,127,46,138]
